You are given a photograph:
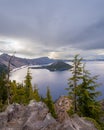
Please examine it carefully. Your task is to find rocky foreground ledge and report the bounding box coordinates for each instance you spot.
[0,97,98,130]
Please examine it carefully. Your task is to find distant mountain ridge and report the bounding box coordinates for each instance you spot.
[0,53,69,70]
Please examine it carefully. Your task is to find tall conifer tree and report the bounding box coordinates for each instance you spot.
[45,87,57,118]
[0,72,8,104]
[24,68,34,103]
[67,55,102,121]
[77,64,101,120]
[67,54,82,112]
[33,85,41,101]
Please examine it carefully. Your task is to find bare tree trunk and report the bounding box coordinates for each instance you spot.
[7,52,16,105]
[73,61,77,113]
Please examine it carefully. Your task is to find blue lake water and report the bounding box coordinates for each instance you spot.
[10,61,104,101]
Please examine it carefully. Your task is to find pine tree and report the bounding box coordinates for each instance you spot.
[0,72,8,104]
[44,87,57,118]
[10,81,26,104]
[24,68,34,103]
[33,85,41,102]
[0,72,8,111]
[67,54,82,112]
[67,55,102,122]
[77,64,101,120]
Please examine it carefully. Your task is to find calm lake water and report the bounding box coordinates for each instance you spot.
[10,61,104,101]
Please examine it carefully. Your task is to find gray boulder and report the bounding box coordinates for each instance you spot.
[0,99,98,130]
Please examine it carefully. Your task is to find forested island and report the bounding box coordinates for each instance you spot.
[30,61,72,71]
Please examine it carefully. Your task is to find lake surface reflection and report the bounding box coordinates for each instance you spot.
[10,61,104,101]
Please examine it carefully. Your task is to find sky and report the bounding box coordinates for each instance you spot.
[0,0,104,59]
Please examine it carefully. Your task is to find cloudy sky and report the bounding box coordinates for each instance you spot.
[0,0,104,59]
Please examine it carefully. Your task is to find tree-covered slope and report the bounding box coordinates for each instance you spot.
[0,64,8,74]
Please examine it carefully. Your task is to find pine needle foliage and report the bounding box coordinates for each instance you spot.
[44,87,57,118]
[33,85,41,102]
[77,64,102,121]
[66,54,102,122]
[67,54,83,112]
[24,68,34,103]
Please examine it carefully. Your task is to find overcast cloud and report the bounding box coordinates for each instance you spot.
[0,0,104,59]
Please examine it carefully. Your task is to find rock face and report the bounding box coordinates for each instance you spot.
[55,96,72,122]
[0,99,98,130]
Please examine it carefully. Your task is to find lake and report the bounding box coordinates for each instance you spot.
[10,61,104,101]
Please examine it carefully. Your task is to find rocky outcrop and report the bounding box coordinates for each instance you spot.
[0,99,98,130]
[0,101,58,130]
[55,96,72,122]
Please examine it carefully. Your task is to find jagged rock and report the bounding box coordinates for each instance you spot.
[55,96,72,122]
[0,103,21,129]
[6,103,21,121]
[0,100,98,130]
[0,112,7,129]
[23,113,57,130]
